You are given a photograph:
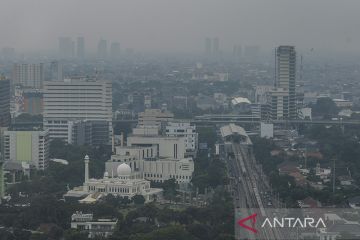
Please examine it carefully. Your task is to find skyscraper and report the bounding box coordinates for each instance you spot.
[205,38,211,56]
[233,45,242,58]
[110,42,121,59]
[269,46,297,120]
[97,39,107,59]
[213,37,219,56]
[275,46,296,119]
[12,63,44,88]
[58,37,75,58]
[77,37,85,59]
[50,61,63,81]
[0,76,10,127]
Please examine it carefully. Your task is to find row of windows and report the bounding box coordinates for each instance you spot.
[144,173,191,180]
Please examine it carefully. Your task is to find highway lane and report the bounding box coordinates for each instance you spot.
[226,142,283,239]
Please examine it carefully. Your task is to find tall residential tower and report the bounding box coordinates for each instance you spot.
[270,46,297,120]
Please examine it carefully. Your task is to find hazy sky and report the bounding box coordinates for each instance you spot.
[1,0,360,54]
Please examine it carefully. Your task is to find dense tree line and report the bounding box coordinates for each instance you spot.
[1,128,235,240]
[252,137,345,206]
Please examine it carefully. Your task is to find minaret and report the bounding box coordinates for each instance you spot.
[84,155,89,183]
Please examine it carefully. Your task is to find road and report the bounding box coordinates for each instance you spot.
[225,142,283,240]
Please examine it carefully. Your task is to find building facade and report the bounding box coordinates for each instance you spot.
[274,46,297,119]
[43,78,112,143]
[127,135,186,160]
[269,88,290,120]
[22,89,43,115]
[70,120,110,146]
[3,130,50,170]
[50,61,63,81]
[165,122,198,155]
[97,39,107,59]
[12,63,44,89]
[0,77,10,127]
[77,37,85,59]
[105,145,194,184]
[71,212,117,238]
[138,109,174,128]
[58,37,75,58]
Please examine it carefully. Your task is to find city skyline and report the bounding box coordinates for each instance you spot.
[1,0,360,54]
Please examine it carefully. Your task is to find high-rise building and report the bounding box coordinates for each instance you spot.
[12,63,44,88]
[3,130,50,170]
[76,37,85,59]
[0,77,10,127]
[275,46,297,119]
[97,39,107,59]
[58,37,75,58]
[43,78,112,143]
[205,38,211,56]
[269,88,290,120]
[233,45,242,58]
[213,37,220,56]
[22,89,43,115]
[50,61,63,81]
[70,120,110,146]
[110,42,120,59]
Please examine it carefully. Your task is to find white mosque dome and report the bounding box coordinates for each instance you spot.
[117,163,131,176]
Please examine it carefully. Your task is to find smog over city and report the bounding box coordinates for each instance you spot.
[1,1,360,240]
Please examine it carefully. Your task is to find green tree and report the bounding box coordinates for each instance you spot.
[311,97,338,118]
[133,195,146,205]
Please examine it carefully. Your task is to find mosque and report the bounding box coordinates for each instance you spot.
[64,155,163,203]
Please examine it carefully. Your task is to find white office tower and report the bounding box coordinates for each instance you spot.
[165,122,198,156]
[43,78,112,144]
[3,130,50,170]
[270,46,297,119]
[12,63,44,88]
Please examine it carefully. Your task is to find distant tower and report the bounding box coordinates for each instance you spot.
[213,37,219,56]
[58,37,75,58]
[97,39,107,59]
[84,155,89,183]
[110,42,120,59]
[77,37,85,59]
[50,61,63,81]
[205,38,211,56]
